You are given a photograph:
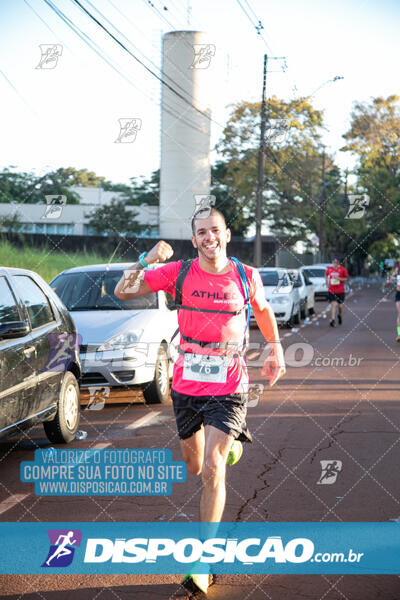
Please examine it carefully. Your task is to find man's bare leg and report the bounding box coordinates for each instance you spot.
[200,425,233,523]
[331,300,337,322]
[180,428,205,476]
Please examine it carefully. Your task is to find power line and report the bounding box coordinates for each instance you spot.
[235,0,274,55]
[41,0,205,134]
[70,0,216,124]
[0,67,37,115]
[101,0,198,102]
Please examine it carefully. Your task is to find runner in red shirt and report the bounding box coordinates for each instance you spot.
[325,257,349,327]
[114,208,286,594]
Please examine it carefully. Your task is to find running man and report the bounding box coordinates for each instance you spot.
[325,257,349,327]
[386,262,400,341]
[114,208,286,594]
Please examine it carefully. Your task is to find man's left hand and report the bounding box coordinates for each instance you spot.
[261,345,286,387]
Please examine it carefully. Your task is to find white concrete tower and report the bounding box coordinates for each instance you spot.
[160,31,212,239]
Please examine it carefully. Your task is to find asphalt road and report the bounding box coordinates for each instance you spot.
[0,280,399,599]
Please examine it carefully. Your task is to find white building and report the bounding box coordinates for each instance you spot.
[0,186,158,237]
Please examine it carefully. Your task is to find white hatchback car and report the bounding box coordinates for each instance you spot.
[251,267,301,327]
[300,264,331,300]
[50,264,179,404]
[288,269,315,318]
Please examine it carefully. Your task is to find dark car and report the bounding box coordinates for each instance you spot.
[0,267,81,443]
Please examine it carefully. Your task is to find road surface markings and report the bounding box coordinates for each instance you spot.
[0,493,29,515]
[93,442,111,449]
[125,411,162,430]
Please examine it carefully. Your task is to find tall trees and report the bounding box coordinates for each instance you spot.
[341,95,400,264]
[214,97,347,254]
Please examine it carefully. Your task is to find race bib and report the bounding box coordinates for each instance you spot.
[397,275,400,287]
[330,273,340,285]
[182,353,228,383]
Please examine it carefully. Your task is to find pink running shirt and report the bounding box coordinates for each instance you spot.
[144,258,265,396]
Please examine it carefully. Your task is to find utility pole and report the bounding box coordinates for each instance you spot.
[318,150,326,263]
[254,54,267,267]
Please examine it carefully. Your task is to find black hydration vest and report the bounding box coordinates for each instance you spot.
[170,258,250,353]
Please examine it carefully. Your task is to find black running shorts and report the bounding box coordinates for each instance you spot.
[395,291,400,302]
[171,389,253,443]
[328,292,345,304]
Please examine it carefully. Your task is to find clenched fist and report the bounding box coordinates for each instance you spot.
[145,241,174,265]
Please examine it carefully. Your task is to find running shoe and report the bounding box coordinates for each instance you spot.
[182,573,210,595]
[227,440,243,466]
[338,314,342,325]
[330,320,335,327]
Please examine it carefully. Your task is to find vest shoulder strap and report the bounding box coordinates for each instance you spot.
[175,258,195,307]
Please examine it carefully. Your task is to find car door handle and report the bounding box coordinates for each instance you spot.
[23,346,35,355]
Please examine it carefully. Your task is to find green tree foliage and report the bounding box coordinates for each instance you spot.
[0,167,80,204]
[123,170,160,206]
[369,234,400,264]
[215,97,347,247]
[0,212,23,240]
[86,199,146,240]
[0,166,159,207]
[341,95,400,260]
[51,167,107,188]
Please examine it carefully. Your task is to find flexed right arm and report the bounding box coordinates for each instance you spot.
[114,241,174,299]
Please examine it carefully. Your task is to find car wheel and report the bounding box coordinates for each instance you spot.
[300,301,306,320]
[143,344,170,404]
[43,372,80,443]
[308,305,315,315]
[293,304,300,325]
[287,305,295,328]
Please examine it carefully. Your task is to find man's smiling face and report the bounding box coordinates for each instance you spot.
[191,213,231,261]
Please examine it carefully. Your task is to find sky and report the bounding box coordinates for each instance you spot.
[0,0,399,185]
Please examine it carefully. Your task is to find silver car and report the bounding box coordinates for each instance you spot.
[288,269,315,318]
[50,264,178,404]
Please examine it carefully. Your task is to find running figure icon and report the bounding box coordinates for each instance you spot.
[45,531,77,566]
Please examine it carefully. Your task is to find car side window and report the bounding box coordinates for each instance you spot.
[304,273,311,285]
[0,277,21,323]
[12,275,55,329]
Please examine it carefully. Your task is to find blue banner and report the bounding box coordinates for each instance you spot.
[20,449,186,496]
[0,522,398,574]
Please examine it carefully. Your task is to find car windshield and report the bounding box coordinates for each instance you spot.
[51,270,158,311]
[259,271,279,286]
[303,268,326,278]
[259,271,291,287]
